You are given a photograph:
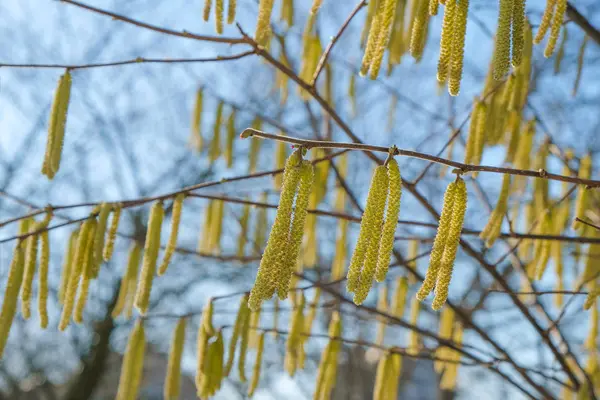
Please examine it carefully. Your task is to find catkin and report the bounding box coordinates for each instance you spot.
[249,150,303,310]
[572,154,592,233]
[370,0,399,79]
[255,0,275,45]
[435,307,455,372]
[360,1,384,76]
[284,294,305,377]
[112,243,142,319]
[190,88,203,152]
[391,276,409,318]
[164,318,187,400]
[376,158,402,282]
[215,0,224,33]
[158,194,185,276]
[103,204,122,261]
[533,0,557,44]
[572,35,588,97]
[280,0,293,26]
[432,178,467,310]
[227,0,237,23]
[42,70,72,179]
[448,0,469,96]
[91,202,112,278]
[59,229,78,304]
[74,218,98,323]
[238,304,251,382]
[347,166,388,294]
[38,231,50,329]
[429,0,440,15]
[494,0,513,80]
[237,203,251,257]
[224,110,236,168]
[479,174,511,247]
[225,294,250,376]
[437,0,457,83]
[373,353,392,400]
[553,26,567,74]
[0,244,25,358]
[332,219,349,281]
[544,0,566,57]
[203,0,212,21]
[277,161,314,299]
[21,225,40,320]
[209,101,224,163]
[116,320,146,400]
[248,118,262,173]
[511,0,526,67]
[134,201,164,315]
[416,181,457,301]
[351,166,389,305]
[273,137,288,190]
[407,297,421,355]
[247,332,265,397]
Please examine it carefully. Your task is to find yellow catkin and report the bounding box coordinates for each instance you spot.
[102,204,121,262]
[432,178,467,310]
[158,194,185,276]
[373,352,392,400]
[249,150,302,310]
[407,297,421,355]
[370,0,399,79]
[227,0,236,24]
[210,200,225,255]
[21,227,40,320]
[429,0,440,15]
[273,136,288,190]
[544,0,566,57]
[0,243,25,358]
[255,0,275,45]
[238,304,251,382]
[572,154,592,232]
[440,322,463,389]
[348,74,357,117]
[164,317,186,400]
[277,161,314,299]
[224,110,236,168]
[237,203,251,257]
[215,0,224,34]
[375,285,389,346]
[493,0,513,80]
[134,201,164,315]
[42,70,72,179]
[347,165,389,294]
[199,200,214,253]
[209,101,224,163]
[303,288,321,343]
[74,218,98,323]
[386,353,403,399]
[248,118,262,173]
[480,174,511,247]
[112,243,142,319]
[533,0,557,44]
[471,100,488,171]
[585,305,598,351]
[391,276,409,318]
[361,0,380,47]
[203,0,212,21]
[360,1,384,77]
[248,309,262,349]
[280,0,293,27]
[225,294,250,376]
[572,35,588,97]
[59,229,78,305]
[511,0,526,66]
[332,219,349,281]
[254,193,268,249]
[437,0,456,83]
[116,320,146,400]
[248,332,265,397]
[553,26,567,74]
[416,181,457,301]
[190,88,203,152]
[388,0,407,68]
[435,307,455,372]
[91,202,112,278]
[375,158,402,282]
[353,166,389,305]
[448,0,469,96]
[38,231,50,329]
[284,294,305,377]
[463,98,480,164]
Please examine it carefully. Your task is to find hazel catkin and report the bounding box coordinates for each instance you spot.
[158,194,185,276]
[42,70,72,179]
[164,317,186,400]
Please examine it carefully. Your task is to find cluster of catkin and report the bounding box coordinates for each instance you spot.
[435,0,469,95]
[248,149,315,310]
[416,178,467,310]
[203,0,237,34]
[492,0,526,80]
[533,0,567,58]
[346,157,402,305]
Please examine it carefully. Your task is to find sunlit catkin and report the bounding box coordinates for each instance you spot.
[544,0,566,57]
[572,154,592,233]
[215,0,224,33]
[255,0,275,46]
[280,0,293,26]
[448,0,469,96]
[511,0,526,67]
[247,332,265,397]
[158,194,185,276]
[225,294,250,376]
[190,88,203,152]
[134,201,164,315]
[91,202,112,278]
[493,0,513,80]
[553,26,567,74]
[112,243,142,319]
[533,0,556,45]
[0,244,25,358]
[373,353,392,400]
[203,0,212,21]
[284,294,305,377]
[416,181,457,301]
[103,203,121,261]
[572,35,588,97]
[236,203,250,257]
[21,225,40,320]
[227,0,236,24]
[429,0,440,15]
[224,110,235,168]
[248,119,263,173]
[273,137,288,190]
[164,317,186,400]
[38,231,50,329]
[407,297,421,355]
[432,178,467,310]
[360,1,384,76]
[59,229,78,305]
[437,0,456,83]
[42,70,72,179]
[376,158,402,282]
[347,165,388,294]
[74,218,97,323]
[480,174,511,247]
[248,150,302,310]
[277,161,314,299]
[370,0,399,79]
[209,101,224,163]
[116,320,146,400]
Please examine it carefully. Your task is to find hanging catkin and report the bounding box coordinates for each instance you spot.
[74,217,98,323]
[437,0,457,83]
[369,0,399,79]
[479,174,511,247]
[164,317,186,400]
[248,118,262,173]
[375,157,402,282]
[439,322,463,389]
[91,202,112,278]
[572,35,588,97]
[21,223,40,319]
[215,0,224,33]
[511,0,526,67]
[203,0,213,21]
[209,101,224,163]
[280,0,293,27]
[572,154,592,233]
[493,0,513,80]
[435,307,455,373]
[248,150,304,310]
[284,294,305,377]
[347,165,389,295]
[406,297,421,355]
[224,110,236,168]
[553,26,568,74]
[391,276,409,318]
[543,0,566,57]
[158,194,185,276]
[448,0,469,96]
[190,88,203,152]
[273,135,288,189]
[102,203,122,261]
[225,294,250,376]
[112,243,142,319]
[42,70,72,179]
[227,0,237,24]
[255,0,275,45]
[247,332,265,397]
[0,242,25,358]
[38,231,50,329]
[59,229,78,304]
[237,202,251,257]
[360,0,384,76]
[533,0,557,44]
[134,201,164,315]
[116,320,146,400]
